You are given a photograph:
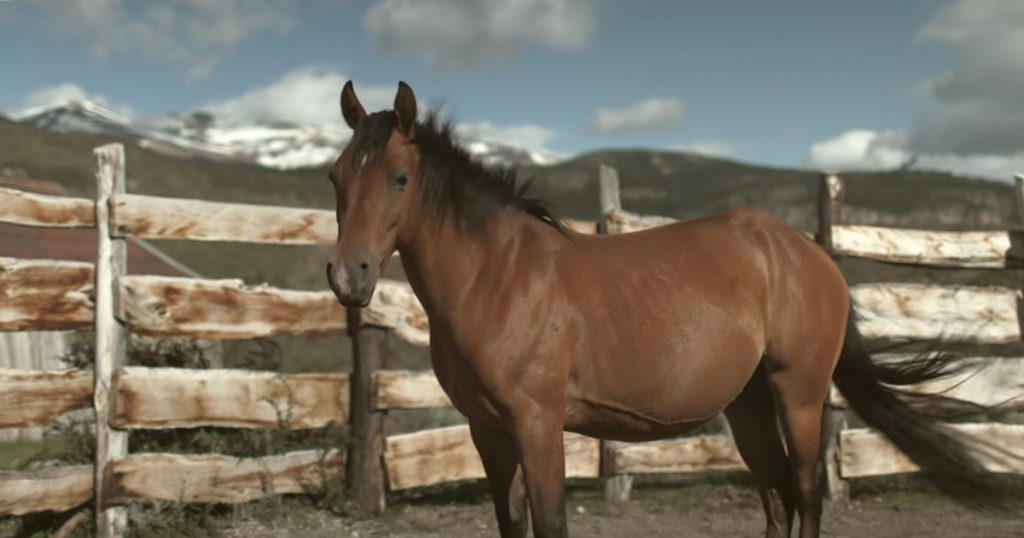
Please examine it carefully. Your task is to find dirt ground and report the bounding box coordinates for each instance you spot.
[213,477,1024,538]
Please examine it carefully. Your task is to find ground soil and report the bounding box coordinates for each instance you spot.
[213,476,1024,538]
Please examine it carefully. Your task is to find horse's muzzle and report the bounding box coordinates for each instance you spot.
[326,261,376,308]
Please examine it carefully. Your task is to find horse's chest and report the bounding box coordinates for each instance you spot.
[429,344,506,427]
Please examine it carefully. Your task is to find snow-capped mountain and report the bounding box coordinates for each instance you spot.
[7,99,561,170]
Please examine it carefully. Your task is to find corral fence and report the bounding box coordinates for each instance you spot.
[0,144,1022,537]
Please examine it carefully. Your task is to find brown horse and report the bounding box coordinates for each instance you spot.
[325,81,1005,538]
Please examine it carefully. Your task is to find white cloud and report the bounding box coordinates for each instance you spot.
[19,82,134,117]
[804,128,1024,181]
[908,0,1024,155]
[364,0,597,70]
[587,98,685,135]
[455,121,557,153]
[803,1,1024,181]
[35,0,300,82]
[666,141,736,158]
[805,130,912,172]
[204,66,394,130]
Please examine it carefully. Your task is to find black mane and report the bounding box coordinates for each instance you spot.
[349,110,566,234]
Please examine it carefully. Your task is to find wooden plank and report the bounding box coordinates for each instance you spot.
[360,279,430,347]
[0,465,93,516]
[605,209,677,235]
[0,368,93,428]
[110,193,336,245]
[0,186,95,228]
[840,423,1024,478]
[373,369,450,410]
[117,275,345,339]
[852,283,1022,343]
[564,217,597,234]
[115,276,429,345]
[0,257,94,331]
[833,225,1022,268]
[830,356,1024,410]
[111,367,349,430]
[612,435,746,475]
[384,425,600,490]
[107,449,344,504]
[93,143,128,537]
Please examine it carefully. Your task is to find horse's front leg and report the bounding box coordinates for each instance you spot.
[513,410,568,538]
[469,420,529,538]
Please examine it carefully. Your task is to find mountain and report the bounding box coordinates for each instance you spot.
[7,99,560,170]
[522,149,1020,232]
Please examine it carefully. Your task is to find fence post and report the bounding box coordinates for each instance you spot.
[346,307,388,515]
[816,172,849,502]
[1015,174,1024,225]
[596,164,633,503]
[94,144,128,537]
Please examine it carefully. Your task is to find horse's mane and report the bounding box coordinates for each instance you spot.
[348,110,566,234]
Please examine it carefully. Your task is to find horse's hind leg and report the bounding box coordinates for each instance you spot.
[725,362,795,538]
[469,421,529,538]
[765,340,839,538]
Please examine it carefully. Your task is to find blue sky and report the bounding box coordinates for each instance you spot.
[1,1,1023,179]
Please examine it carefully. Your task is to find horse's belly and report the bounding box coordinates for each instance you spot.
[563,323,763,440]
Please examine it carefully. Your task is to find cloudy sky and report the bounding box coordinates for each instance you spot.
[1,0,1022,180]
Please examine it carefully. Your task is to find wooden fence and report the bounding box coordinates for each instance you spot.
[1,144,1023,536]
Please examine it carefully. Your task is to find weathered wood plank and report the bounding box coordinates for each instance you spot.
[115,275,429,345]
[0,368,93,428]
[612,435,746,475]
[0,465,93,516]
[0,187,95,228]
[361,279,429,347]
[852,284,1022,343]
[94,143,129,537]
[564,218,597,234]
[373,370,450,410]
[107,449,344,504]
[110,193,336,245]
[384,425,600,490]
[0,257,94,331]
[605,209,677,235]
[117,275,345,339]
[840,423,1024,478]
[830,356,1024,410]
[833,225,1023,268]
[111,367,349,430]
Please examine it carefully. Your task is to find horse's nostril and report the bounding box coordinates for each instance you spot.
[359,262,369,272]
[326,262,334,274]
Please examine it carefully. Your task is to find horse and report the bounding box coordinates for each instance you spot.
[324,81,1007,538]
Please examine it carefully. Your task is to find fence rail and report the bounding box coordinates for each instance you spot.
[1,145,1023,536]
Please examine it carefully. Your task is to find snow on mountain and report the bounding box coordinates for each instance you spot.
[464,140,561,168]
[7,99,562,170]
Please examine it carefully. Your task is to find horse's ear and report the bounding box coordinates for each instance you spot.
[393,81,417,139]
[340,81,366,130]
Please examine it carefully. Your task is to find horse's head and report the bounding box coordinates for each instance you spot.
[326,81,420,307]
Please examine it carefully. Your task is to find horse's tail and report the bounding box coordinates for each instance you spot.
[831,305,1013,510]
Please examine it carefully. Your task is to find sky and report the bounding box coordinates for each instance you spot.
[1,0,1023,180]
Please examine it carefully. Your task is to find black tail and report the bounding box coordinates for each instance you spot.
[832,306,1016,511]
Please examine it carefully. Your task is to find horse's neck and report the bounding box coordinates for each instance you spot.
[396,210,521,324]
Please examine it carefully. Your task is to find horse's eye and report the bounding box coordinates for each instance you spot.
[395,174,408,188]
